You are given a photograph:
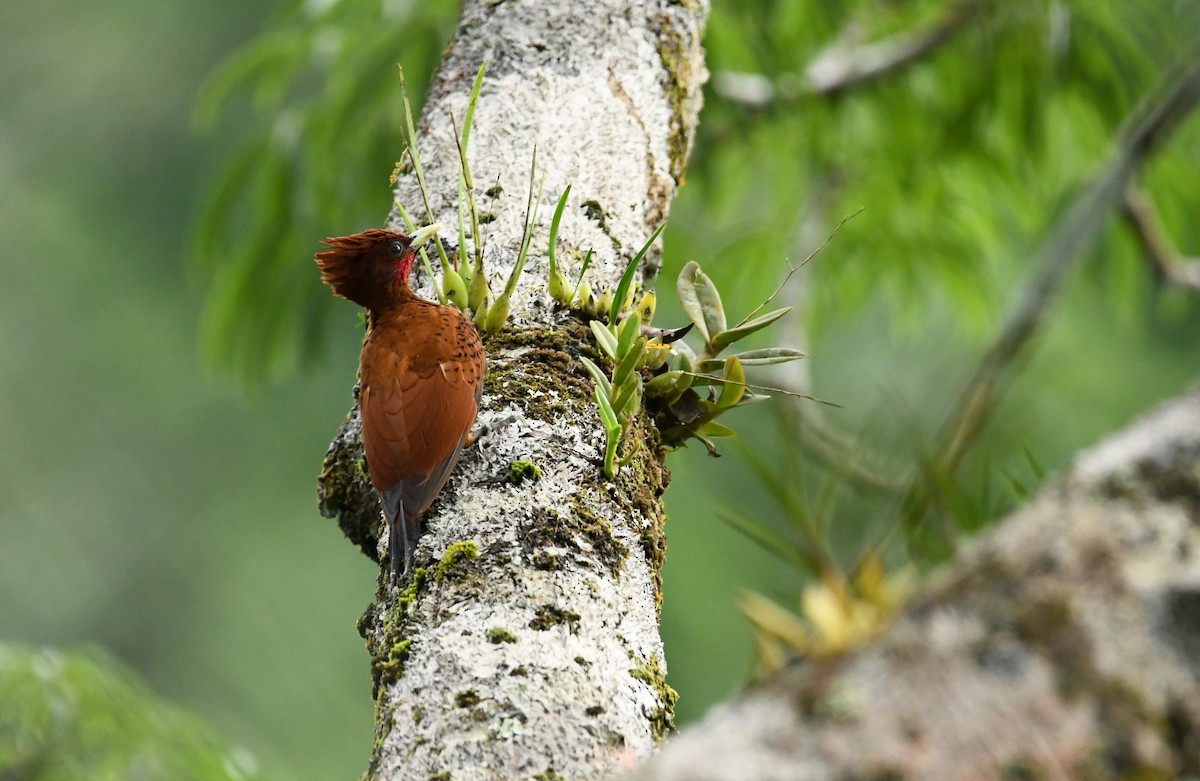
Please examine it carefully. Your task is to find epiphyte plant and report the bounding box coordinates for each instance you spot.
[577,223,668,478]
[573,214,807,477]
[392,61,539,337]
[651,261,805,452]
[393,63,809,477]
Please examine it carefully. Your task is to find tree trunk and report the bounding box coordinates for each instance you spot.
[317,1,709,779]
[626,389,1200,780]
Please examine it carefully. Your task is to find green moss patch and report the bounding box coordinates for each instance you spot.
[528,605,581,634]
[628,654,678,741]
[436,541,480,584]
[508,459,542,485]
[486,627,518,644]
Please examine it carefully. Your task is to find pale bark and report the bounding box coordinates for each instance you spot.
[317,1,708,779]
[626,389,1200,780]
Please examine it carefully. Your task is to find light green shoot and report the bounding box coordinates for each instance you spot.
[610,223,666,325]
[394,199,446,305]
[396,67,452,275]
[571,248,594,305]
[547,185,572,304]
[506,148,545,299]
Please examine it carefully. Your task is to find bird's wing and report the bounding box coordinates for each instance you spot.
[359,307,485,515]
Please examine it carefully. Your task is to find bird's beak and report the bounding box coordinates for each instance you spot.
[409,223,442,247]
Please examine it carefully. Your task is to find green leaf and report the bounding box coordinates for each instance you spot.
[453,76,485,274]
[733,391,770,407]
[547,184,572,284]
[695,347,804,373]
[595,384,620,432]
[718,356,746,409]
[579,356,612,397]
[461,61,487,154]
[699,421,737,438]
[1004,469,1031,501]
[397,67,440,236]
[1023,445,1046,481]
[644,369,685,395]
[398,73,454,282]
[598,388,622,480]
[0,645,269,781]
[193,29,308,130]
[610,222,666,324]
[709,308,792,354]
[604,441,619,479]
[456,173,469,274]
[505,150,545,298]
[612,336,647,389]
[676,261,725,344]
[609,371,641,419]
[616,312,642,359]
[572,248,594,305]
[722,509,822,572]
[589,320,618,360]
[730,347,806,365]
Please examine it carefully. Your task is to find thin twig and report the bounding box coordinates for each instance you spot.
[713,2,982,106]
[737,207,863,328]
[1122,185,1200,291]
[901,46,1200,539]
[805,2,979,96]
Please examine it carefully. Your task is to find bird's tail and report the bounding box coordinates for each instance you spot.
[389,504,421,582]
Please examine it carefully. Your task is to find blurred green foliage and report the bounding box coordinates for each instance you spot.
[669,0,1200,682]
[4,0,1200,779]
[192,0,459,382]
[0,645,262,781]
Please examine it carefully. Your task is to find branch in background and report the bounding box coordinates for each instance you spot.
[804,2,977,96]
[903,49,1200,536]
[1122,185,1200,291]
[791,408,907,495]
[712,2,979,107]
[628,388,1200,780]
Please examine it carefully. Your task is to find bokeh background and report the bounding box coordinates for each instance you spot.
[3,1,1199,779]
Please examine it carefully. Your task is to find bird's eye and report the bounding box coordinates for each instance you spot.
[387,240,407,258]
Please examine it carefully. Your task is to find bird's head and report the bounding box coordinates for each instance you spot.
[315,224,441,311]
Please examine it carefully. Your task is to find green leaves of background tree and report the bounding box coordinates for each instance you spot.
[0,645,265,781]
[186,0,1200,715]
[192,0,1200,393]
[690,1,1200,669]
[191,0,457,383]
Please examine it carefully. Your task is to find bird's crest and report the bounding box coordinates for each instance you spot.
[315,229,414,311]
